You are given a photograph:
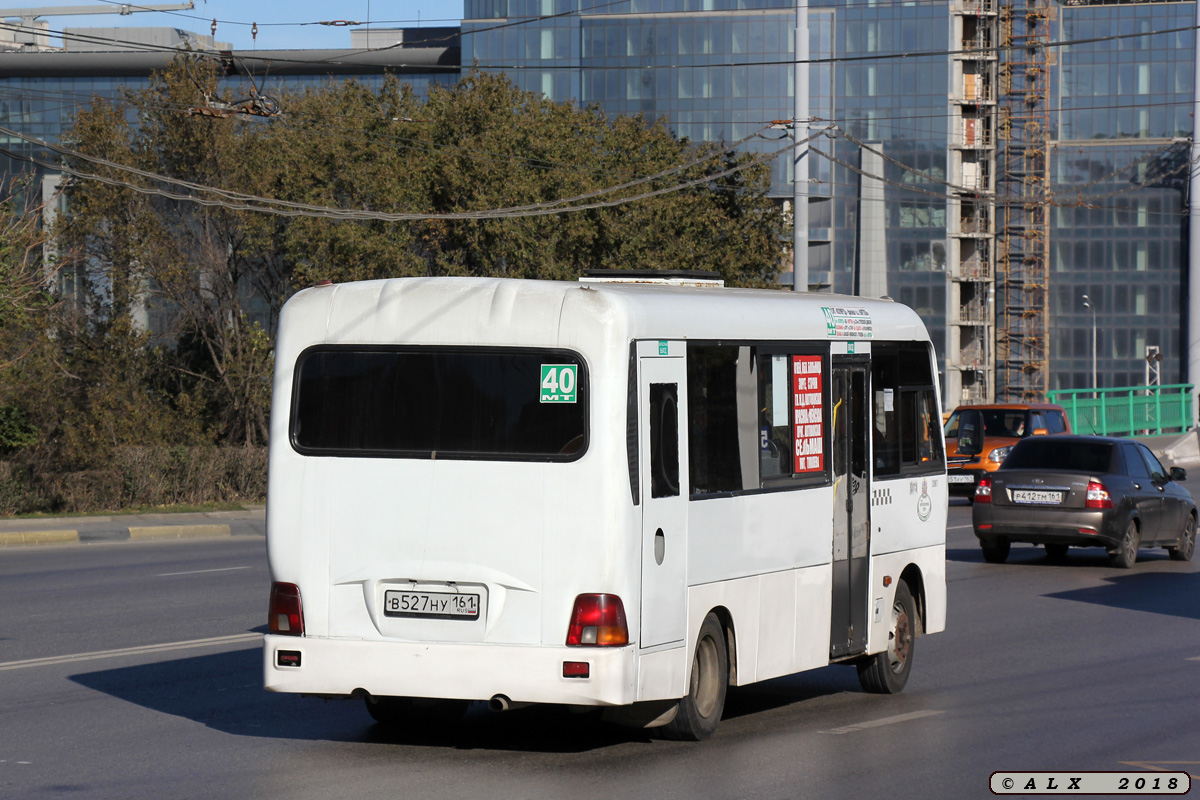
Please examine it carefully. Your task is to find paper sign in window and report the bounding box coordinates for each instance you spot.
[792,355,824,473]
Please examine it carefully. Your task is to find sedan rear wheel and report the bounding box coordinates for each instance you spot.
[1108,520,1140,569]
[1168,513,1196,562]
[980,538,1010,564]
[1044,543,1069,562]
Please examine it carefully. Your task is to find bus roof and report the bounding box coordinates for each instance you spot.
[276,277,931,354]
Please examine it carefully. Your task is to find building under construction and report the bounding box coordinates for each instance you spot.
[945,0,1193,405]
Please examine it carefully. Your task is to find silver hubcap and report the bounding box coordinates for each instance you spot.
[692,633,721,718]
[887,601,912,674]
[1124,524,1138,562]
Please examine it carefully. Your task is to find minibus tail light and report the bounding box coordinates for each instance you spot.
[1086,481,1113,509]
[566,594,628,646]
[975,477,992,503]
[269,582,304,636]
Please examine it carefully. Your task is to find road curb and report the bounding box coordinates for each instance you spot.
[0,519,257,547]
[0,529,80,547]
[129,524,233,541]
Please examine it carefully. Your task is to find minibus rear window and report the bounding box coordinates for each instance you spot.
[291,347,588,460]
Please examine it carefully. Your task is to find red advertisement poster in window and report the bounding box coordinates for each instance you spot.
[792,355,824,473]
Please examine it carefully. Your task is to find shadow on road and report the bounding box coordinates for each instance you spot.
[68,644,867,752]
[69,646,643,752]
[722,665,861,722]
[1045,569,1200,621]
[947,543,1180,567]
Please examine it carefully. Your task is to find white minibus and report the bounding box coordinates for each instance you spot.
[264,274,948,740]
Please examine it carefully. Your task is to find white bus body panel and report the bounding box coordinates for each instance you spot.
[264,277,944,707]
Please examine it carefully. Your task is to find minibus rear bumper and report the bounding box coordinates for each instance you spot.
[263,634,640,707]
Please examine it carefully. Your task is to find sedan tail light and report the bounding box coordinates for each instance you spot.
[975,477,992,503]
[1085,481,1113,509]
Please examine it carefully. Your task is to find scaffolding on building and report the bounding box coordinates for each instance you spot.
[995,0,1052,401]
[947,0,999,406]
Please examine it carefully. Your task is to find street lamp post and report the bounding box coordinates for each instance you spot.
[1081,294,1097,397]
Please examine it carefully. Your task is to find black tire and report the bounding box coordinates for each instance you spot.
[1108,519,1140,569]
[364,695,468,729]
[1168,513,1196,562]
[1044,543,1069,562]
[980,537,1010,564]
[857,582,915,694]
[661,612,728,741]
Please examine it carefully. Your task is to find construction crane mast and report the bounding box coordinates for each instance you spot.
[996,0,1053,401]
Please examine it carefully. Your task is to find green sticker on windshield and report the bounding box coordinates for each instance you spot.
[540,364,577,403]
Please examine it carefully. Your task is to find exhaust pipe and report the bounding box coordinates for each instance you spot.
[488,694,531,713]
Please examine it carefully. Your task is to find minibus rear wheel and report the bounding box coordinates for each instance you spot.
[660,612,728,741]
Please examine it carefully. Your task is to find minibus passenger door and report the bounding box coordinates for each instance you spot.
[638,341,688,650]
[830,360,869,658]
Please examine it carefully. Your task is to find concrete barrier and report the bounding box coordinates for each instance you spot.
[1138,429,1200,470]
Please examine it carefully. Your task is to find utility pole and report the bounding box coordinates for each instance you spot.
[1082,294,1097,398]
[1145,345,1162,390]
[792,0,809,292]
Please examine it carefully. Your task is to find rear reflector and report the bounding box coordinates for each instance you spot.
[563,661,590,678]
[566,593,628,646]
[975,477,992,503]
[269,582,305,636]
[277,650,302,667]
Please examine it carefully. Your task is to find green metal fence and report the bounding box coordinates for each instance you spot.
[1046,384,1194,437]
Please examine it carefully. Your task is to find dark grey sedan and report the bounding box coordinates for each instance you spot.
[972,435,1197,568]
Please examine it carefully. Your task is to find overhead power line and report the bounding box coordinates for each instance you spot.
[0,15,1194,76]
[0,121,828,221]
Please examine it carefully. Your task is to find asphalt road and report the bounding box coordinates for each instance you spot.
[2,503,1198,800]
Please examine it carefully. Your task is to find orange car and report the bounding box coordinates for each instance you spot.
[944,403,1072,501]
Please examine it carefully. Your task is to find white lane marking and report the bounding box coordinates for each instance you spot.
[947,524,973,531]
[0,633,261,671]
[156,566,251,577]
[1187,656,1200,661]
[823,710,944,735]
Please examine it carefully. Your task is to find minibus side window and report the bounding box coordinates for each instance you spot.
[687,342,830,497]
[687,345,745,494]
[871,342,943,477]
[650,383,680,498]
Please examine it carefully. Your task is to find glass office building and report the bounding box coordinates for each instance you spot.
[465,0,1195,400]
[1050,1,1194,392]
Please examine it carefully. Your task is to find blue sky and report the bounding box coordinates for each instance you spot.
[7,1,464,51]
